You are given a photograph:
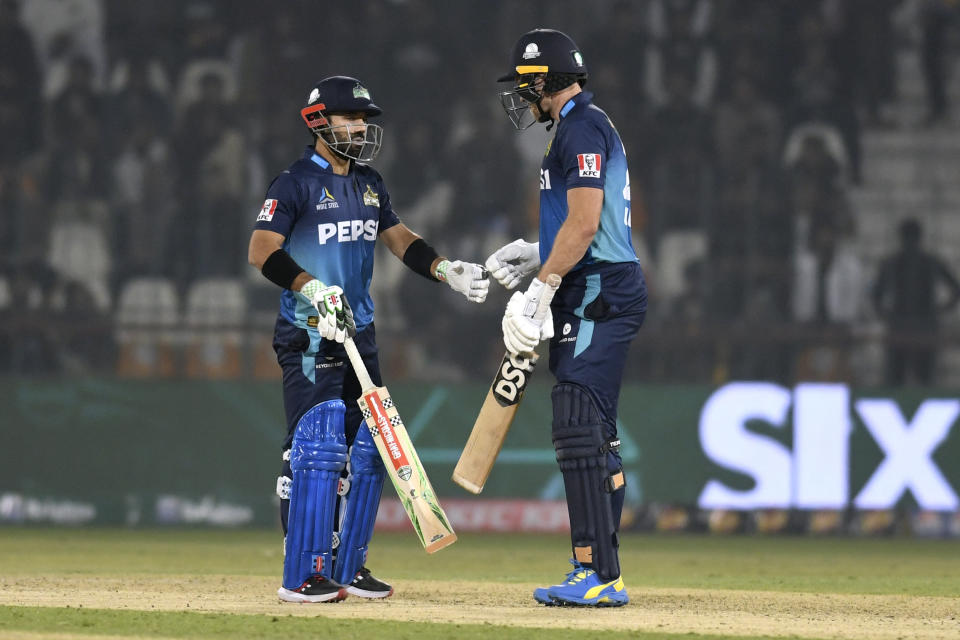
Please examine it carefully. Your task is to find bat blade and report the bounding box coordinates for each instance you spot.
[452,351,539,494]
[453,273,562,494]
[360,386,457,552]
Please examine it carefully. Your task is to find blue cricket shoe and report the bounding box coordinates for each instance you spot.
[534,559,629,607]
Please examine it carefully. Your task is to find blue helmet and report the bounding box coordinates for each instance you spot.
[301,76,383,162]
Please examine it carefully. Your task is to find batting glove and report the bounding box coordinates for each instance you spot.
[299,279,356,343]
[485,239,540,290]
[436,260,489,303]
[502,278,554,355]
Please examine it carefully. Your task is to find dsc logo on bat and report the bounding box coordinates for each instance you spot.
[493,353,537,406]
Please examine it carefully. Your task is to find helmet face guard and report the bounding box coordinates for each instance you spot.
[499,92,538,130]
[301,103,383,162]
[499,73,548,130]
[498,72,586,130]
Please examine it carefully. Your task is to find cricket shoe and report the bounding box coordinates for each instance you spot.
[277,575,348,603]
[345,566,394,599]
[534,559,629,607]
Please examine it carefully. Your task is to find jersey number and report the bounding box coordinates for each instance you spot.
[623,169,632,227]
[540,169,551,191]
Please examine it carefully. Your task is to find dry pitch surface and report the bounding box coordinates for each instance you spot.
[4,576,959,639]
[1,529,958,639]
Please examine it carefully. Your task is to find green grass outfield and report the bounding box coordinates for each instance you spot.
[1,528,958,639]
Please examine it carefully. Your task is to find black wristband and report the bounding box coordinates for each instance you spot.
[402,238,441,282]
[261,249,305,290]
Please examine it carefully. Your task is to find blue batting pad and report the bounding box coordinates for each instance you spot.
[332,422,386,585]
[283,400,348,590]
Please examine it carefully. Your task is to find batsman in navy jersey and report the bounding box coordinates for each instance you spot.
[488,29,647,607]
[248,76,488,603]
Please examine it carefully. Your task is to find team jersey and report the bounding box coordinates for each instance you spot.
[539,92,638,269]
[254,146,400,333]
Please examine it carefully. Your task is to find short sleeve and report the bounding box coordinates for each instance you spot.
[560,120,607,190]
[376,176,401,233]
[253,172,303,237]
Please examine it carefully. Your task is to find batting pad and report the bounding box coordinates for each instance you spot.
[551,383,621,582]
[283,400,349,590]
[333,422,386,585]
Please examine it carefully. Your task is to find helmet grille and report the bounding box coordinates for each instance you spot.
[543,73,585,93]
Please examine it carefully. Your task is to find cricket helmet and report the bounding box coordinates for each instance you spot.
[301,76,383,162]
[497,29,588,129]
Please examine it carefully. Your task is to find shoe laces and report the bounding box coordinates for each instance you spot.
[563,558,595,584]
[301,574,328,589]
[354,566,371,580]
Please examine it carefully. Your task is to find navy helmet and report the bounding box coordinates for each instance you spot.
[497,28,588,83]
[497,29,588,130]
[301,76,383,162]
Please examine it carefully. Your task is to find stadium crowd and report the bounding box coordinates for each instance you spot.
[1,0,958,385]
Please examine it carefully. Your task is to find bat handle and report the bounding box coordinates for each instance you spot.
[532,273,562,322]
[344,337,375,392]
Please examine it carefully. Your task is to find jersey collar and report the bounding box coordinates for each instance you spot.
[559,91,593,119]
[302,145,332,171]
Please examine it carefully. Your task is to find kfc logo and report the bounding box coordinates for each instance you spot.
[257,199,278,222]
[577,154,601,178]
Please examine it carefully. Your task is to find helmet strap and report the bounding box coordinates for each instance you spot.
[535,98,555,130]
[537,73,583,130]
[530,94,556,131]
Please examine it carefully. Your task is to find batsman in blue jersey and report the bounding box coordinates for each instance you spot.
[488,29,647,607]
[248,76,488,603]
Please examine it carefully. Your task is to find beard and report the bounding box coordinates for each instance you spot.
[347,135,366,155]
[321,128,365,157]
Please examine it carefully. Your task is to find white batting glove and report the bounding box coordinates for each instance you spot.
[299,279,356,343]
[485,239,540,290]
[502,278,554,355]
[436,260,489,303]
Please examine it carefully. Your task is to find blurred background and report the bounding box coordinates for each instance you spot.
[1,0,959,537]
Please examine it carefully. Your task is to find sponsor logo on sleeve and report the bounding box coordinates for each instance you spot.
[577,153,601,178]
[257,199,278,221]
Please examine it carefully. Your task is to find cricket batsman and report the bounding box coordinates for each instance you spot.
[247,76,488,602]
[488,29,647,606]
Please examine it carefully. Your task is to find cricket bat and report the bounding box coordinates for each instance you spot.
[452,273,562,494]
[343,336,457,553]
